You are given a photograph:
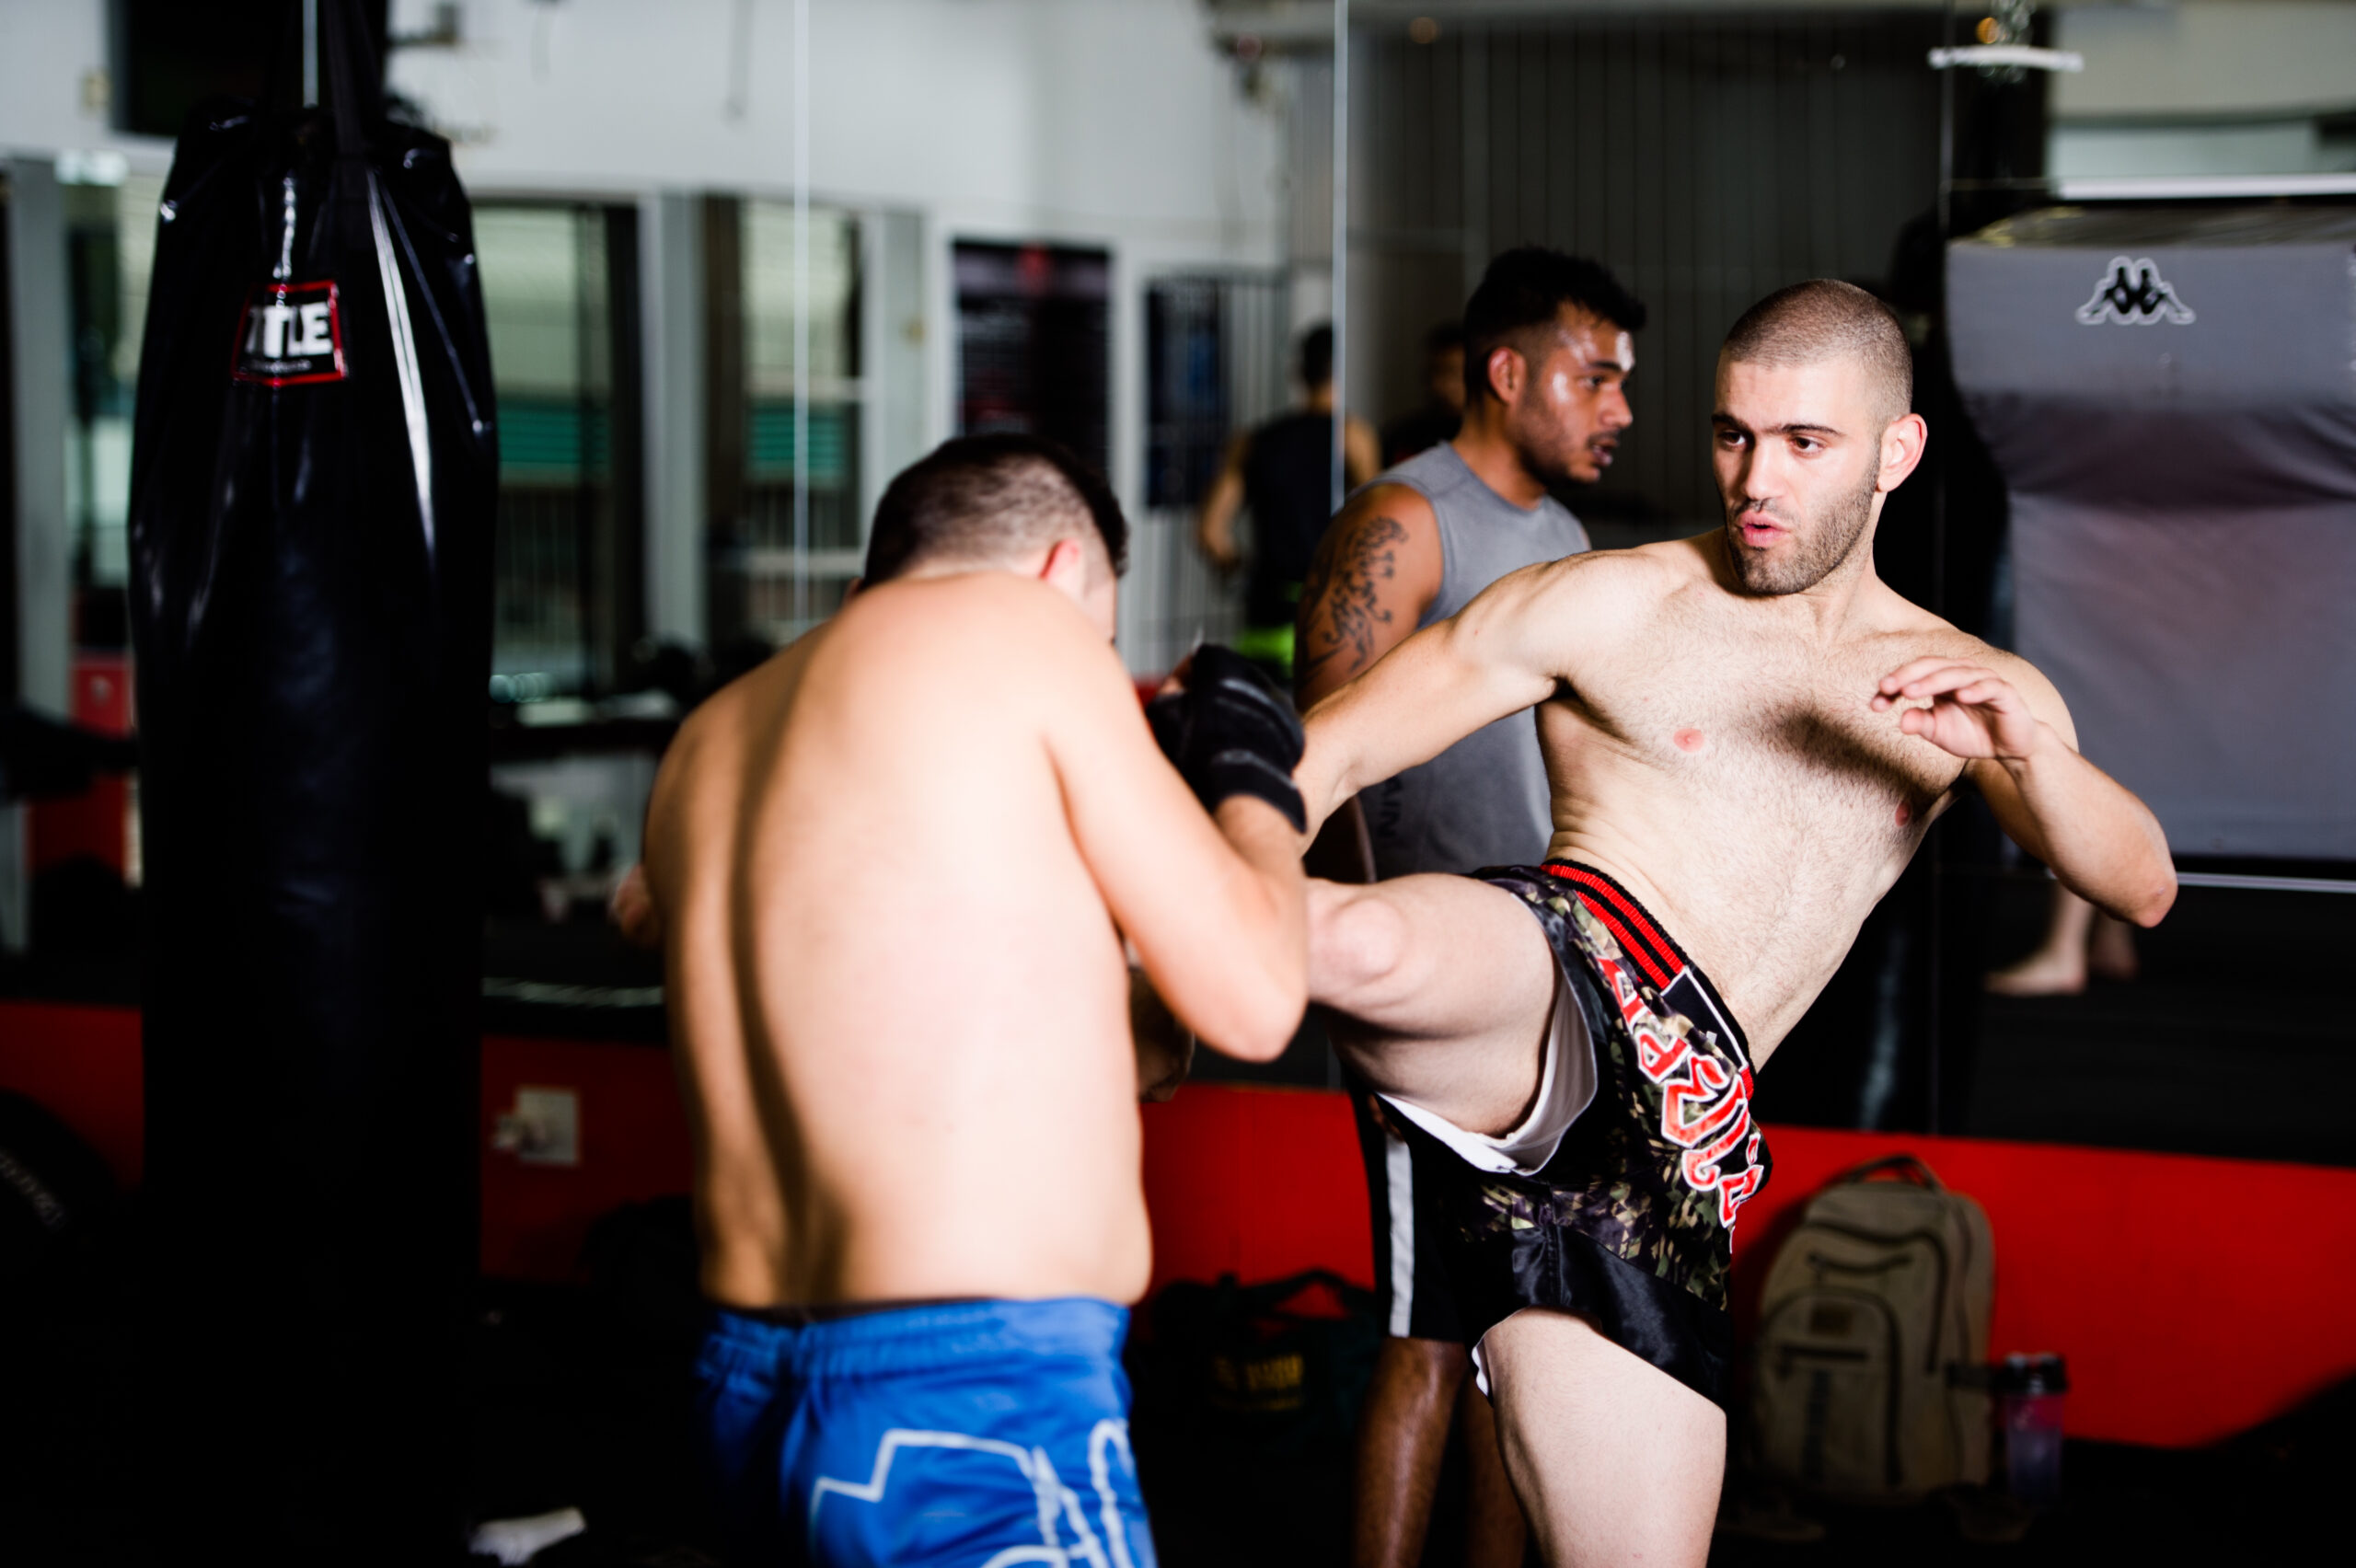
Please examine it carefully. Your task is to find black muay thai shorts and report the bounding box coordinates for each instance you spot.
[1372,860,1773,1409]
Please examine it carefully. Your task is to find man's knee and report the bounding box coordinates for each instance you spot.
[1310,882,1415,1010]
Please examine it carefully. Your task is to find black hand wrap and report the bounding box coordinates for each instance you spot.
[1147,645,1308,833]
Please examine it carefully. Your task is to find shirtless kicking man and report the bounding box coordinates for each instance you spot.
[1292,282,2176,1565]
[641,434,1308,1567]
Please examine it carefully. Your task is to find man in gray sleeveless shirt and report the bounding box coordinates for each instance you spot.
[1295,248,1644,1568]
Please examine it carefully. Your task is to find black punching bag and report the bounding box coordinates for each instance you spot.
[125,0,494,1556]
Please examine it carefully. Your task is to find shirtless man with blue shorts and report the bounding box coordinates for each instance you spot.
[1293,282,2177,1565]
[640,434,1310,1566]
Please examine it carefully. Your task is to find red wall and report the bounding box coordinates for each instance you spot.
[0,1003,694,1283]
[0,1001,144,1183]
[6,1000,2352,1448]
[478,1032,696,1281]
[29,654,134,876]
[1138,1081,1372,1297]
[1725,1125,2356,1448]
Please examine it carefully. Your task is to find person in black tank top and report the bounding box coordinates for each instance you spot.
[1240,409,1341,628]
[1195,324,1379,674]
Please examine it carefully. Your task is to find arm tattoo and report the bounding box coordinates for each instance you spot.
[1296,513,1409,686]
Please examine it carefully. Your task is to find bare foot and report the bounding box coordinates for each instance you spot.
[2088,915,2140,984]
[1985,949,2087,997]
[608,863,664,950]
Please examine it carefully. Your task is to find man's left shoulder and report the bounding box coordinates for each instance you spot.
[1905,617,2036,679]
[1866,590,1992,658]
[1866,609,2065,708]
[1976,642,2067,710]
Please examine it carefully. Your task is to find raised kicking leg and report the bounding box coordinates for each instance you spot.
[1481,1309,1724,1567]
[1312,875,1724,1565]
[1308,874,1558,1136]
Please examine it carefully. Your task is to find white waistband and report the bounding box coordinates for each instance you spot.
[1377,966,1597,1178]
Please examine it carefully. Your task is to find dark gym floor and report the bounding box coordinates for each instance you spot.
[5,1190,2345,1568]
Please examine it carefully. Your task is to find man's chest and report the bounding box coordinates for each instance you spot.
[1567,625,1969,825]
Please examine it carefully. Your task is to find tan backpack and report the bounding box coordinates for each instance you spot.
[1749,1155,1993,1502]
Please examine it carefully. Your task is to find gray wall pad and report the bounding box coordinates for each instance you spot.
[2012,496,2356,859]
[1949,213,2356,859]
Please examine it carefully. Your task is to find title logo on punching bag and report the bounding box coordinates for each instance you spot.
[232,279,349,386]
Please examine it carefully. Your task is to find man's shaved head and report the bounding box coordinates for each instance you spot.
[1711,281,1930,597]
[1721,280,1911,427]
[864,433,1127,585]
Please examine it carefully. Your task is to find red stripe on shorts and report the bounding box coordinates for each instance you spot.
[1541,864,1680,989]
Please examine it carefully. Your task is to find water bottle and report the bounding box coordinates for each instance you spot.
[1993,1353,2069,1505]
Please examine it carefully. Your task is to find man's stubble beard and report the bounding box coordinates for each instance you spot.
[1504,393,1591,489]
[1723,463,1877,596]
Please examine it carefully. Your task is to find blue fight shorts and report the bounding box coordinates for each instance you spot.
[695,1297,1157,1568]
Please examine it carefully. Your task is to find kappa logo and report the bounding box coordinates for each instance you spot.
[232,278,348,386]
[2074,255,2195,326]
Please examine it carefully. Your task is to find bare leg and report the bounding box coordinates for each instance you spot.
[2087,910,2140,982]
[1313,876,1612,1562]
[1985,883,2096,997]
[1309,876,1557,1136]
[1482,1309,1723,1568]
[1350,1337,1468,1568]
[1459,1368,1530,1568]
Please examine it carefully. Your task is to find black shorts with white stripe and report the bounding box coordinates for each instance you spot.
[1349,1085,1470,1343]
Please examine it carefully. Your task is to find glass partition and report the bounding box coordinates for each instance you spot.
[743,202,862,643]
[63,167,163,639]
[475,202,642,704]
[953,240,1109,479]
[708,200,863,651]
[1123,271,1289,677]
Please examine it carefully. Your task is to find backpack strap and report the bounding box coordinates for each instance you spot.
[1835,1153,1945,1191]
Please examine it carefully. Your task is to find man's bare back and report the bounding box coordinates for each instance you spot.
[652,574,1137,1307]
[648,572,1303,1311]
[653,434,1311,1567]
